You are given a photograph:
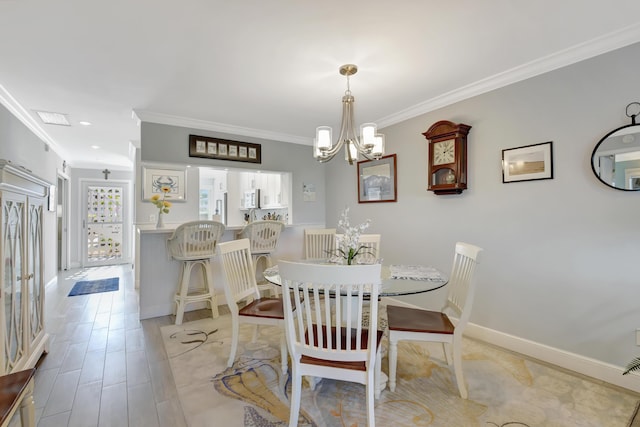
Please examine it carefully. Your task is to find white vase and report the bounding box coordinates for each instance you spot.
[156,213,165,228]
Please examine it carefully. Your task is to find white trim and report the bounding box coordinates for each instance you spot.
[0,85,68,158]
[383,297,640,394]
[376,22,640,129]
[132,109,312,146]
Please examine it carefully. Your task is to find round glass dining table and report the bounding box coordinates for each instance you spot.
[263,263,448,296]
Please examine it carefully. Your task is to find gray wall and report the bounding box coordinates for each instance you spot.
[0,103,64,285]
[324,42,640,368]
[137,122,326,227]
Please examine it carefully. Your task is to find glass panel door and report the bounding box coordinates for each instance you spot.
[82,182,128,267]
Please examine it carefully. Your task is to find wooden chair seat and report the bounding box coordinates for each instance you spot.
[0,368,36,427]
[387,305,455,334]
[239,297,285,319]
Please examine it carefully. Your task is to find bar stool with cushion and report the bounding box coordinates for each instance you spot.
[0,368,36,427]
[166,220,226,325]
[236,220,285,296]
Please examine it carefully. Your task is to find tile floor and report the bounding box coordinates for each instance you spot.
[24,263,211,427]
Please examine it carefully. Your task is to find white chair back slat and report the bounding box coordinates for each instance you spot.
[444,242,482,321]
[304,228,336,260]
[278,261,381,363]
[218,239,261,309]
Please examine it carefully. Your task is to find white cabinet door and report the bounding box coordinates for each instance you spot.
[1,190,27,373]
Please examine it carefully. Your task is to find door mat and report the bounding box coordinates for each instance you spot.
[68,277,119,296]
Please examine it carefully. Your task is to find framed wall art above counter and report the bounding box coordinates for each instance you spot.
[189,134,262,164]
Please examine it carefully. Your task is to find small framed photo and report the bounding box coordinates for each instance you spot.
[502,141,553,183]
[142,166,187,201]
[239,146,247,158]
[357,154,397,203]
[218,144,228,156]
[195,140,206,153]
[229,145,238,157]
[249,147,257,159]
[207,142,217,154]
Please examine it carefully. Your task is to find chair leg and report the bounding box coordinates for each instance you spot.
[388,337,398,392]
[227,316,239,368]
[19,378,35,427]
[374,348,382,399]
[452,335,467,399]
[279,334,288,374]
[175,262,192,326]
[203,261,219,318]
[289,366,303,427]
[366,370,376,427]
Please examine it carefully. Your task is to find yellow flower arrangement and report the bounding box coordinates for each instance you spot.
[151,186,172,216]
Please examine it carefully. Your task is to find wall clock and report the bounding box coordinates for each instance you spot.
[422,120,472,195]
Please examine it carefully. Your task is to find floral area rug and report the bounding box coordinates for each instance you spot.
[160,307,639,427]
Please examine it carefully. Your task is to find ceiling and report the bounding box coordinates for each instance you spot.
[1,1,640,171]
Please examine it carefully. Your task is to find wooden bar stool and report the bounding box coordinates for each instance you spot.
[166,221,226,325]
[0,368,36,427]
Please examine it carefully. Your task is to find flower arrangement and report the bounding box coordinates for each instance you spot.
[151,186,172,225]
[335,207,371,265]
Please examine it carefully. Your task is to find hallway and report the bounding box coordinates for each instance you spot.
[31,264,204,426]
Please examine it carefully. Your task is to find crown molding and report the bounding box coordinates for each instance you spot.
[0,84,67,156]
[132,109,312,146]
[376,23,640,129]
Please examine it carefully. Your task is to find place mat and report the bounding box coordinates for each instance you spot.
[390,265,444,281]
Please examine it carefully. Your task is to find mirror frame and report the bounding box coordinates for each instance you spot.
[591,123,640,192]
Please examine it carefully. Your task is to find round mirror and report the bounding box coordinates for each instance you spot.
[591,104,640,191]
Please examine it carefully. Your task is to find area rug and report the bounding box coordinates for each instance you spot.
[161,307,640,427]
[67,277,119,296]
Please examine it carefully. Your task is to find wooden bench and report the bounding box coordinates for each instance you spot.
[0,369,36,427]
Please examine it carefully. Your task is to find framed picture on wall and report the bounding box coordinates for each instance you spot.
[502,141,553,183]
[357,154,397,203]
[189,134,262,164]
[142,166,187,201]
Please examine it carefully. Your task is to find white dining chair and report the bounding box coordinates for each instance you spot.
[278,260,382,427]
[217,238,289,373]
[335,233,381,264]
[166,220,226,325]
[386,242,482,398]
[236,220,285,296]
[303,228,336,260]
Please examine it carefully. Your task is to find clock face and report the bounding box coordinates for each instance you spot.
[433,139,455,165]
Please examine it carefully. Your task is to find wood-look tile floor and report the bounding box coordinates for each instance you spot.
[24,264,212,427]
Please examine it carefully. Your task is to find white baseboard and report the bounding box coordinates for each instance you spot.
[383,297,640,394]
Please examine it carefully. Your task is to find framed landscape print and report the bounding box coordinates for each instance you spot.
[189,134,261,164]
[502,141,553,183]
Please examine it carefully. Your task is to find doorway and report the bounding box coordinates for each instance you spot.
[81,180,131,267]
[56,172,70,271]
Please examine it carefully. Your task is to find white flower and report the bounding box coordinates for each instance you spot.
[336,207,371,264]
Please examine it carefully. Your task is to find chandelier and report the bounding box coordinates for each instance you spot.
[313,64,385,165]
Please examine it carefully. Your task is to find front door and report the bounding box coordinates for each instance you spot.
[81,180,130,267]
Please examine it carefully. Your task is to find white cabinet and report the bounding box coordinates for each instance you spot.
[0,160,50,374]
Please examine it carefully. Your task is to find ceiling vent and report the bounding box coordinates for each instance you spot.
[35,111,70,126]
